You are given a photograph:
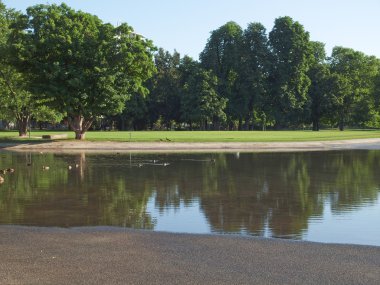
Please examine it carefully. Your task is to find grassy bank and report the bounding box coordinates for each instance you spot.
[0,130,380,142]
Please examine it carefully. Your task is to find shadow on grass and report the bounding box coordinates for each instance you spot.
[0,137,70,147]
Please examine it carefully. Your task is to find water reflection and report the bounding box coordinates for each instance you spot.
[0,150,379,245]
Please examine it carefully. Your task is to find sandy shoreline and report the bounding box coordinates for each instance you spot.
[0,226,379,284]
[1,138,380,152]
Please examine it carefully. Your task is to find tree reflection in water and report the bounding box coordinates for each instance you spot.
[0,150,379,240]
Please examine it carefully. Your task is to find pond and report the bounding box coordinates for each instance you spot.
[0,150,379,246]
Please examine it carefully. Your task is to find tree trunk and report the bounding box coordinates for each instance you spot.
[213,120,220,130]
[120,117,126,131]
[339,120,344,131]
[200,120,206,131]
[74,131,85,140]
[245,111,255,130]
[261,112,267,131]
[238,118,242,131]
[68,115,94,140]
[17,116,29,137]
[228,121,234,130]
[312,119,319,131]
[245,100,254,130]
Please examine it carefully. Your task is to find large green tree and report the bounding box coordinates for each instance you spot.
[307,41,330,131]
[200,21,243,129]
[0,2,60,136]
[374,63,380,123]
[181,68,227,130]
[117,93,148,130]
[147,48,181,129]
[9,3,155,139]
[268,16,313,128]
[240,22,271,130]
[323,73,352,130]
[329,47,380,130]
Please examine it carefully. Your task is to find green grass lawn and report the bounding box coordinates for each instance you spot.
[0,129,380,142]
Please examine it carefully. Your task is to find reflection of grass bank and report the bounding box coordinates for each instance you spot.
[0,130,380,142]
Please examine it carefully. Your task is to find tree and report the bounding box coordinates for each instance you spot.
[200,21,243,129]
[329,47,380,130]
[240,22,271,130]
[10,3,155,139]
[307,41,329,131]
[118,93,148,130]
[268,16,313,128]
[181,69,227,130]
[323,73,352,130]
[178,55,199,86]
[374,64,380,125]
[147,48,181,129]
[0,2,61,136]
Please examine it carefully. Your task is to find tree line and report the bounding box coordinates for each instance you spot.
[1,2,380,139]
[143,20,380,132]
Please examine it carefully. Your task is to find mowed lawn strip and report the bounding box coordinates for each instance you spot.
[0,130,380,142]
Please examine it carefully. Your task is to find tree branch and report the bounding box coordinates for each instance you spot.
[0,68,17,97]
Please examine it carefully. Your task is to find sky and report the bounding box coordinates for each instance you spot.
[4,0,380,60]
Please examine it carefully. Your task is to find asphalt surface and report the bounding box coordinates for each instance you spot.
[0,226,379,284]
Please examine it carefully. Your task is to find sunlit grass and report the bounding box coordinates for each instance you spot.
[0,129,379,142]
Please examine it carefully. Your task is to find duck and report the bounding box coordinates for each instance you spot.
[0,169,6,175]
[0,176,4,183]
[42,166,50,170]
[6,168,15,173]
[68,165,72,170]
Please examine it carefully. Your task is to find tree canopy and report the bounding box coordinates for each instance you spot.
[268,16,313,127]
[9,3,155,139]
[0,3,62,136]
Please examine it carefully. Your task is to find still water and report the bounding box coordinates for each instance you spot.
[0,150,379,246]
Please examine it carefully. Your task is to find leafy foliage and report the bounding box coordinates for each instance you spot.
[268,16,313,127]
[329,47,380,129]
[0,3,62,135]
[181,68,227,129]
[9,3,155,139]
[200,22,244,127]
[240,22,271,129]
[146,48,181,129]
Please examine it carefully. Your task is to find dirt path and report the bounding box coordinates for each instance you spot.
[1,138,380,152]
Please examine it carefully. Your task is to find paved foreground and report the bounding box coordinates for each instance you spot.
[0,227,379,284]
